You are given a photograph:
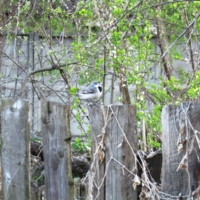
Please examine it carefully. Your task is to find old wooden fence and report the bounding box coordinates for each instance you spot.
[1,99,200,200]
[1,99,74,200]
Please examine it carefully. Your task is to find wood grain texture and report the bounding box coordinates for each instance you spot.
[1,99,30,200]
[88,105,138,200]
[88,105,105,200]
[161,103,200,198]
[41,101,73,200]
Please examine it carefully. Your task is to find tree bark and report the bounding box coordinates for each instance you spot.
[156,0,172,80]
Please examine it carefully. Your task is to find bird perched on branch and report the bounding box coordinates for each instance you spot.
[77,81,102,100]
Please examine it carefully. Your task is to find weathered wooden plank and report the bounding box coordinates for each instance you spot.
[1,99,30,200]
[31,186,44,200]
[87,105,105,200]
[161,103,200,199]
[74,178,81,200]
[41,101,73,200]
[88,105,138,200]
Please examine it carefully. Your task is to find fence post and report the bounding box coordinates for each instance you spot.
[1,99,30,200]
[161,103,200,199]
[88,105,138,200]
[41,101,73,200]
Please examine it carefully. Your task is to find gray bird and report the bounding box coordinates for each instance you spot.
[77,81,102,100]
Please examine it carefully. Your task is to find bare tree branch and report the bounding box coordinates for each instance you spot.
[20,62,77,98]
[184,8,196,72]
[156,0,172,80]
[151,11,200,71]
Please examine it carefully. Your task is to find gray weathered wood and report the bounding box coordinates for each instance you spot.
[1,99,30,200]
[161,103,200,199]
[31,186,44,200]
[41,101,73,200]
[88,105,105,200]
[74,178,81,200]
[88,105,138,200]
[73,177,87,200]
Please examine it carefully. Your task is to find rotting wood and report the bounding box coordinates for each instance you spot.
[88,105,138,200]
[41,101,73,200]
[1,99,30,200]
[161,103,200,199]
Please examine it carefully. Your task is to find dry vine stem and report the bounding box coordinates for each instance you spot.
[88,105,164,199]
[88,103,200,199]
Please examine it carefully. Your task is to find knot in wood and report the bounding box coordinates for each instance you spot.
[58,151,65,158]
[10,106,17,112]
[41,115,50,124]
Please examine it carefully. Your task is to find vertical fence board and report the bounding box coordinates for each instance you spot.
[41,101,73,200]
[88,105,105,200]
[161,103,200,198]
[88,105,138,200]
[74,178,81,200]
[1,99,30,200]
